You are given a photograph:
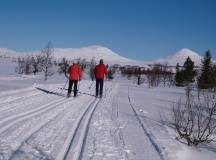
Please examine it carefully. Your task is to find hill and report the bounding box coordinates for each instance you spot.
[151,48,202,66]
[0,45,146,66]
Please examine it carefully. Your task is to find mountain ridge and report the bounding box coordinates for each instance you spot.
[0,45,146,66]
[151,48,203,66]
[0,46,206,66]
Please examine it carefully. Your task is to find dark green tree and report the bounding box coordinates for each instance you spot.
[183,56,196,85]
[212,64,216,91]
[198,50,213,89]
[175,63,184,86]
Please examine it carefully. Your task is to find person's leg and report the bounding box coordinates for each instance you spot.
[67,80,73,97]
[99,79,104,98]
[73,80,78,97]
[96,79,99,97]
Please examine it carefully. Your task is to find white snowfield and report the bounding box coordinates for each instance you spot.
[0,45,146,66]
[0,79,215,160]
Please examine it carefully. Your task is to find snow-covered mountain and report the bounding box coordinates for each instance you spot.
[0,45,146,66]
[151,48,203,66]
[52,45,145,65]
[0,48,20,56]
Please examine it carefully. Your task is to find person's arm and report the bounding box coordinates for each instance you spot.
[94,66,97,76]
[104,65,108,75]
[68,66,71,74]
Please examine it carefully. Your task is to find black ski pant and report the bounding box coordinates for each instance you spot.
[68,80,78,97]
[96,78,104,97]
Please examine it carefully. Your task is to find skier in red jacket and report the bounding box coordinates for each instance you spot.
[94,59,107,98]
[67,60,82,97]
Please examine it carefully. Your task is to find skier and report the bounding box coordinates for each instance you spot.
[94,59,107,98]
[67,60,82,97]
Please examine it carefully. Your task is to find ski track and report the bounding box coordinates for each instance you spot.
[0,87,36,99]
[82,83,131,160]
[9,94,91,160]
[0,84,63,105]
[0,94,90,160]
[0,96,66,134]
[0,96,65,160]
[10,89,97,160]
[0,86,62,113]
[0,81,171,160]
[0,82,93,132]
[0,82,92,120]
[0,90,63,120]
[0,81,98,160]
[111,93,130,160]
[127,86,167,160]
[57,98,100,160]
[0,90,42,106]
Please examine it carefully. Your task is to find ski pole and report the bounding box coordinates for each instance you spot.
[103,78,106,98]
[61,78,69,94]
[78,80,80,91]
[89,80,94,90]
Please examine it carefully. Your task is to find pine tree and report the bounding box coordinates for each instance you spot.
[212,64,216,91]
[198,50,213,89]
[183,56,196,85]
[175,63,184,86]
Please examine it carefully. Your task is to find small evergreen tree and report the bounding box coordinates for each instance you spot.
[183,57,196,85]
[175,63,184,86]
[198,50,213,89]
[212,64,216,91]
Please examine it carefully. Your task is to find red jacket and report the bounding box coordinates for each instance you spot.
[94,64,107,79]
[68,64,82,80]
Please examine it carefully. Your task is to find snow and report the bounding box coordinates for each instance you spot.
[151,48,203,66]
[176,146,216,160]
[0,59,216,160]
[0,45,146,66]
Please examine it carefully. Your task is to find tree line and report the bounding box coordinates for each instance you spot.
[15,42,56,80]
[14,42,116,81]
[175,50,216,90]
[121,63,174,87]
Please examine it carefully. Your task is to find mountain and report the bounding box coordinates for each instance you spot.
[0,45,146,66]
[52,45,145,65]
[0,48,20,56]
[151,48,203,66]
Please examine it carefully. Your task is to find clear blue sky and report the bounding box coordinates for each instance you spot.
[0,0,215,60]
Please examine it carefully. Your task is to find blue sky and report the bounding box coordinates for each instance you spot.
[0,0,215,60]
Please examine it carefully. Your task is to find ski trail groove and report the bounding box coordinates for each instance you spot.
[0,91,42,106]
[127,86,166,160]
[0,87,35,99]
[56,98,101,160]
[8,95,85,160]
[0,97,67,134]
[0,87,61,111]
[112,93,130,160]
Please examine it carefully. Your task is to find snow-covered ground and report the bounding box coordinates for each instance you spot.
[0,59,216,160]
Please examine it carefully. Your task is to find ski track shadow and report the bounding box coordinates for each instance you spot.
[58,87,95,97]
[35,87,65,97]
